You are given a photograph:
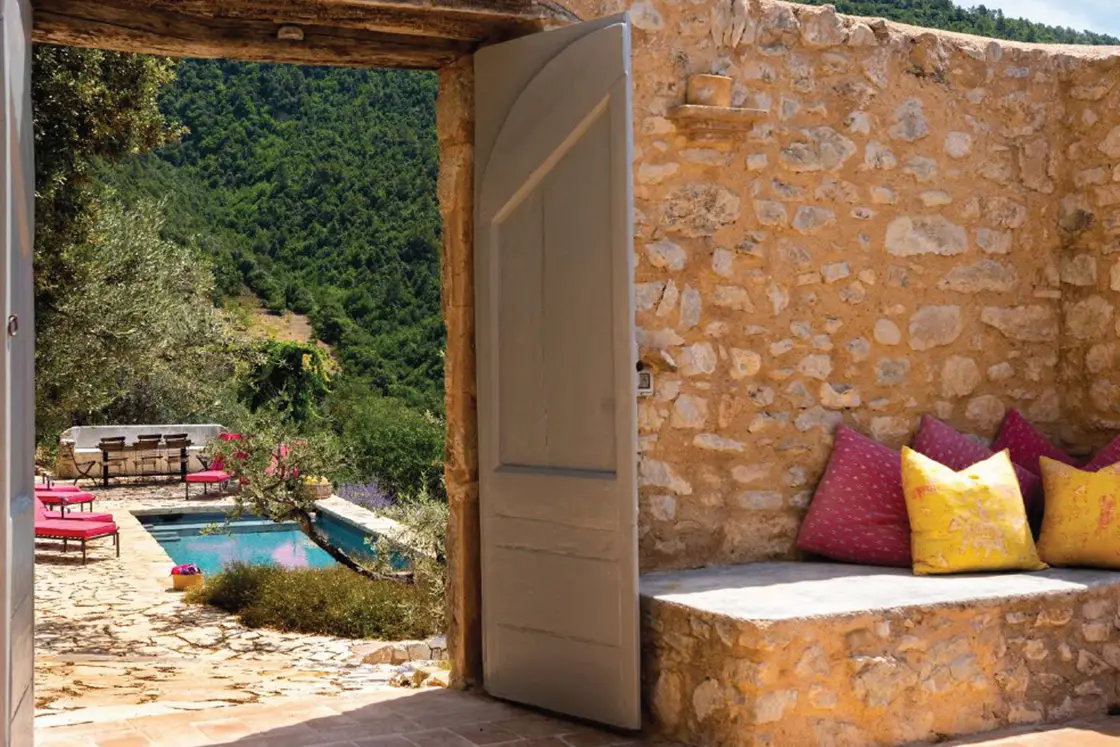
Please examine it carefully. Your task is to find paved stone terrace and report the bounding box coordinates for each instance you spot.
[32,687,1120,747]
[35,481,412,728]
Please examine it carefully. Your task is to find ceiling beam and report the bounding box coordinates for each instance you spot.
[33,0,480,68]
[33,0,582,44]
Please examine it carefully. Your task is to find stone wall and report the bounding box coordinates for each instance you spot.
[643,566,1120,746]
[558,0,1120,572]
[1058,54,1120,449]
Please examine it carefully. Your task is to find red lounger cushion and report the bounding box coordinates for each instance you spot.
[35,490,95,506]
[911,415,1044,522]
[796,424,911,567]
[44,511,114,523]
[185,470,230,484]
[992,409,1120,473]
[35,520,117,539]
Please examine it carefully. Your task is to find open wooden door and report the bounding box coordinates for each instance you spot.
[0,0,35,744]
[474,14,638,729]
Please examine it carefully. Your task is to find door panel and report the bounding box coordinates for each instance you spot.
[474,15,638,729]
[0,1,36,744]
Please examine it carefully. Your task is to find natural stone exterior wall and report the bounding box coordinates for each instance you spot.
[643,575,1120,746]
[1058,54,1120,449]
[559,0,1120,572]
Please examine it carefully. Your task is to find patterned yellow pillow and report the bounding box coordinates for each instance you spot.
[1037,458,1120,568]
[900,447,1046,575]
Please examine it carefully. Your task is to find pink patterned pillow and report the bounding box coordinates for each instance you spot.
[911,414,1043,525]
[991,409,1080,473]
[797,424,911,568]
[1081,435,1120,471]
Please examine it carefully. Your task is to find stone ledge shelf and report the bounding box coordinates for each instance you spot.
[667,105,767,132]
[640,562,1120,747]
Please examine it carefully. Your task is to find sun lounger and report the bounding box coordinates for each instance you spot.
[33,497,118,564]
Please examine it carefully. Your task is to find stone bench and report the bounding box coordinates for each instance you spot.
[640,562,1120,747]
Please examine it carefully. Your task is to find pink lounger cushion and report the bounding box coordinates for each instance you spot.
[35,490,96,506]
[185,470,231,484]
[44,510,114,523]
[35,520,117,539]
[796,424,912,568]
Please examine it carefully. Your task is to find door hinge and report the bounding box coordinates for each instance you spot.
[7,314,18,337]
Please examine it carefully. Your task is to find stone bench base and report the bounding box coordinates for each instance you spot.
[640,562,1120,747]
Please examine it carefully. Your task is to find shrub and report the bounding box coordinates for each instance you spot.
[369,485,448,627]
[187,563,440,640]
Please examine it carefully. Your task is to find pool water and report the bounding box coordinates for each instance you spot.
[137,511,381,577]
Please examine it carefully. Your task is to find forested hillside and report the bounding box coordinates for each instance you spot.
[804,0,1119,44]
[107,62,443,413]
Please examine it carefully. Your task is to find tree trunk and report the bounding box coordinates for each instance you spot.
[293,512,405,584]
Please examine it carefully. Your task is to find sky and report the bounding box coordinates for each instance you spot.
[966,0,1120,38]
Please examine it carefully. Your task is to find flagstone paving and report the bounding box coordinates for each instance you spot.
[35,481,417,727]
[32,686,1120,747]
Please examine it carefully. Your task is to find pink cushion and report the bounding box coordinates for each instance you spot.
[796,424,911,567]
[1082,435,1120,472]
[911,415,1043,522]
[185,470,230,484]
[991,409,1081,473]
[45,510,114,523]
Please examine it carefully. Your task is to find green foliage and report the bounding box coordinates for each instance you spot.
[186,563,440,640]
[369,486,449,628]
[802,1,1120,44]
[107,60,445,413]
[33,48,181,335]
[239,340,332,425]
[329,383,445,498]
[34,196,249,437]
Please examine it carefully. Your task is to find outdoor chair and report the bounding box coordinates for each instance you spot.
[135,434,164,477]
[97,437,128,486]
[184,455,231,499]
[33,496,119,565]
[60,441,99,485]
[163,436,191,480]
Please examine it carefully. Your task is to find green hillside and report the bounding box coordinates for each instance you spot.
[805,1,1119,44]
[106,62,444,413]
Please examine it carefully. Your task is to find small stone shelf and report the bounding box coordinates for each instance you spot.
[668,104,767,133]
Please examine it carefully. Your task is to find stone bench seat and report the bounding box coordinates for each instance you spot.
[640,562,1120,747]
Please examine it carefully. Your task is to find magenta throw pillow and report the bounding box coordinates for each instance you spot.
[1081,434,1120,472]
[911,414,1043,525]
[991,409,1081,473]
[796,424,911,568]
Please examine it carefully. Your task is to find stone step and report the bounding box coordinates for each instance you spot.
[640,562,1120,747]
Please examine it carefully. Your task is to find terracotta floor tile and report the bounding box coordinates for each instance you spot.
[126,723,213,747]
[319,718,427,741]
[36,736,95,747]
[557,728,634,747]
[352,737,425,747]
[93,734,154,747]
[192,717,256,741]
[405,728,479,747]
[494,717,572,739]
[447,722,522,745]
[518,740,569,747]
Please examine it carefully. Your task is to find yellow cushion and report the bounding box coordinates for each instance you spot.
[900,447,1046,575]
[1037,458,1120,568]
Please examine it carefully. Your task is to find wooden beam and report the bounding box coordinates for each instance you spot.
[34,0,581,43]
[33,0,476,69]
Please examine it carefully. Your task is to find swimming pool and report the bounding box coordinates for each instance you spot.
[137,511,381,576]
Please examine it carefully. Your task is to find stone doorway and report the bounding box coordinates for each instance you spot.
[23,0,584,705]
